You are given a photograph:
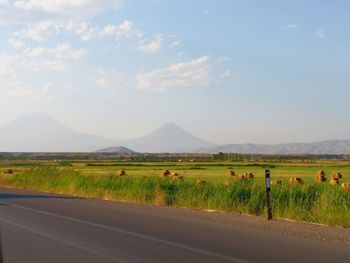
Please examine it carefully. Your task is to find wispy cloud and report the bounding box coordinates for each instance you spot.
[282,24,298,31]
[103,20,142,39]
[136,56,228,92]
[136,34,163,53]
[314,28,326,38]
[169,40,181,48]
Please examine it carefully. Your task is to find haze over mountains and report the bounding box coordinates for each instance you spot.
[0,114,213,153]
[0,114,349,154]
[0,114,115,152]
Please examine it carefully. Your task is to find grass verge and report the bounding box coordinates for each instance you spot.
[0,167,349,227]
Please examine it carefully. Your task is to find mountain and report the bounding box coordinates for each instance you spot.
[0,113,117,152]
[2,114,349,154]
[123,122,214,152]
[198,140,350,154]
[95,146,135,154]
[0,115,213,153]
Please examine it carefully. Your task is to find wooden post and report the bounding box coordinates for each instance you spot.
[265,170,273,220]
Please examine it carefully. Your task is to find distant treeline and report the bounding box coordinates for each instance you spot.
[0,152,349,162]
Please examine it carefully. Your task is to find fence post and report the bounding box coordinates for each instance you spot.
[265,170,273,220]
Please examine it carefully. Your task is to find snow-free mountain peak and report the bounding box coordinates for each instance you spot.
[123,122,214,152]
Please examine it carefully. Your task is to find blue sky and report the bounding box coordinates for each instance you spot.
[0,0,349,144]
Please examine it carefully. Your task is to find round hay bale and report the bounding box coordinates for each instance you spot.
[271,180,282,185]
[196,179,206,186]
[173,175,184,181]
[244,172,254,179]
[288,177,303,185]
[171,172,178,177]
[329,177,339,185]
[315,175,326,183]
[226,170,235,177]
[331,172,343,179]
[236,175,246,181]
[341,183,350,192]
[317,170,326,177]
[118,170,126,176]
[161,170,170,177]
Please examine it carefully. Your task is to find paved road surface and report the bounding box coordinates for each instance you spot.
[0,188,349,263]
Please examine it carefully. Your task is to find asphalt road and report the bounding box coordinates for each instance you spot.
[0,188,349,263]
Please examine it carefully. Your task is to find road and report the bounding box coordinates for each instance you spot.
[0,187,349,263]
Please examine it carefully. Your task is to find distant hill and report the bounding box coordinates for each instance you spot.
[123,122,214,153]
[95,146,135,154]
[197,140,350,154]
[1,114,350,154]
[0,113,117,152]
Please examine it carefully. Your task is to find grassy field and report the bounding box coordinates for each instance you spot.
[0,160,349,226]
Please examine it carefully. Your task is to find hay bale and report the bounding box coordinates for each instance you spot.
[4,169,13,174]
[329,177,339,185]
[244,172,254,179]
[271,180,282,185]
[317,170,326,176]
[161,170,170,177]
[196,179,206,186]
[315,174,326,183]
[341,183,350,192]
[173,175,184,181]
[226,170,235,177]
[236,175,246,180]
[331,172,343,179]
[118,170,126,176]
[171,172,178,176]
[288,177,303,185]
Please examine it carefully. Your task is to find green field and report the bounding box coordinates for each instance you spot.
[0,160,349,226]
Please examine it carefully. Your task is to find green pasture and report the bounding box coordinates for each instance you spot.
[1,160,349,184]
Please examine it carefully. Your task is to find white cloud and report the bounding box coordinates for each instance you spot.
[0,53,18,75]
[25,43,86,60]
[8,38,25,48]
[21,43,86,71]
[136,56,214,92]
[13,20,53,41]
[21,59,68,71]
[103,20,141,38]
[26,46,45,58]
[136,34,163,53]
[314,28,326,38]
[282,24,298,31]
[169,40,181,48]
[94,78,107,88]
[219,70,231,79]
[14,0,122,18]
[60,20,97,41]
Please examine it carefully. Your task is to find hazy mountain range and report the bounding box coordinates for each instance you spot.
[0,113,349,154]
[197,141,350,155]
[0,114,213,153]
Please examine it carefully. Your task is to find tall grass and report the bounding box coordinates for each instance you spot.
[0,167,349,226]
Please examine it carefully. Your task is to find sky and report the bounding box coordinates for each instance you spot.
[0,0,349,145]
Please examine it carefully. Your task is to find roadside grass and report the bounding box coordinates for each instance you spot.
[0,166,349,227]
